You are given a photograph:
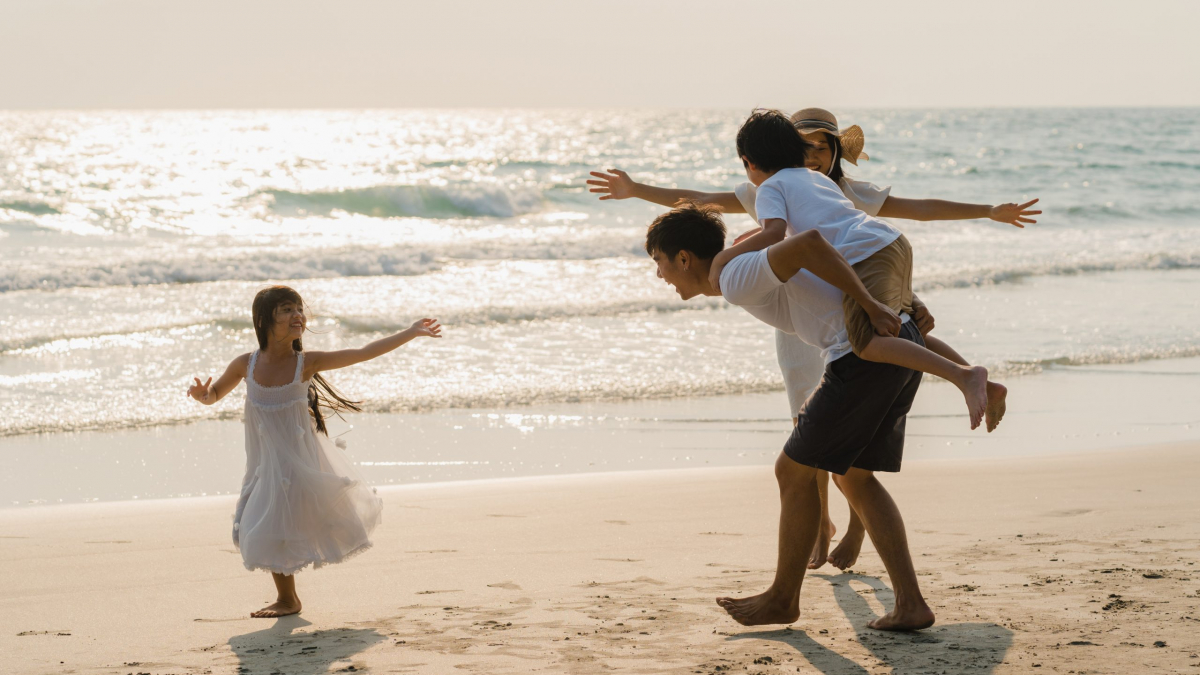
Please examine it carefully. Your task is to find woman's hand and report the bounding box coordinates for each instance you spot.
[587,169,638,200]
[408,318,443,338]
[187,376,213,403]
[989,198,1041,228]
[733,227,762,245]
[867,301,902,338]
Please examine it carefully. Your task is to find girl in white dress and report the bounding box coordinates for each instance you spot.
[187,285,442,617]
[587,108,1037,571]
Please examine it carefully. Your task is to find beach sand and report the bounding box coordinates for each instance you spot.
[3,440,1199,674]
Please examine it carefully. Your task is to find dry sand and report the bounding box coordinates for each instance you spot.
[3,441,1199,674]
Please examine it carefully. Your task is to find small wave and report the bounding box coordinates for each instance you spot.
[0,201,60,216]
[258,184,544,219]
[915,252,1200,292]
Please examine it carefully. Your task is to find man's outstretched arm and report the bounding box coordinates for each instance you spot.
[766,230,901,337]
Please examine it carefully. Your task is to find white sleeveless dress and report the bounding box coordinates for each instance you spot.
[232,350,383,575]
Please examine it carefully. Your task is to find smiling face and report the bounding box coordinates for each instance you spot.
[800,130,835,175]
[650,248,706,300]
[270,299,306,344]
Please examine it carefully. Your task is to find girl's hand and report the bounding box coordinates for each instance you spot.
[408,318,443,338]
[708,251,733,294]
[733,227,762,245]
[989,198,1041,228]
[587,169,637,200]
[912,304,935,335]
[187,376,213,403]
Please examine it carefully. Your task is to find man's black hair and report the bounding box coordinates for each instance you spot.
[736,108,814,174]
[645,201,726,261]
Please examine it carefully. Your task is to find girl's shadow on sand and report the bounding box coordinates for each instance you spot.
[229,615,384,675]
[728,573,1012,675]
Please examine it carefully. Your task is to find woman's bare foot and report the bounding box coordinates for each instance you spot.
[250,598,301,618]
[867,602,936,632]
[715,590,799,626]
[955,366,989,430]
[807,519,836,569]
[826,528,865,570]
[985,381,1007,433]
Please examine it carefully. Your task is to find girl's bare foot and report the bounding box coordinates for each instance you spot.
[985,381,1007,433]
[867,602,936,631]
[827,528,865,570]
[715,590,799,626]
[251,598,301,618]
[956,366,989,430]
[807,520,836,569]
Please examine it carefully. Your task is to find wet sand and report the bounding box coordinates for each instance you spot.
[3,441,1199,674]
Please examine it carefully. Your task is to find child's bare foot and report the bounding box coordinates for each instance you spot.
[807,519,836,569]
[956,366,989,430]
[827,529,865,570]
[985,381,1007,433]
[251,598,301,618]
[867,603,936,631]
[715,590,799,626]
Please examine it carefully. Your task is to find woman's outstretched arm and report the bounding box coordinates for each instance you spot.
[878,196,1040,227]
[305,319,442,376]
[587,168,746,212]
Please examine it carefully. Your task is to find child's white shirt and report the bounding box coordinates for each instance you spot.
[751,168,900,266]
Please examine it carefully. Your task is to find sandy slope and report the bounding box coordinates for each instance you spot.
[3,443,1199,674]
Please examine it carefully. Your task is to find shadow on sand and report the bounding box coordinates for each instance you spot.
[727,573,1012,674]
[229,615,385,674]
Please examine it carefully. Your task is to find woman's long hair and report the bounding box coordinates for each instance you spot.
[824,132,846,183]
[251,285,361,435]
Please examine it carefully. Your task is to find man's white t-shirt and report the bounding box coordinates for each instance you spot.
[754,168,900,265]
[734,176,891,221]
[720,248,853,365]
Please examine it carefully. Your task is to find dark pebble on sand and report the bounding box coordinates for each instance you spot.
[1155,641,1168,648]
[1143,573,1165,579]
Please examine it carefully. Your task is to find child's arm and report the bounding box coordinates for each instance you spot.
[878,197,1040,228]
[187,353,250,405]
[587,169,745,212]
[304,318,442,377]
[708,218,787,292]
[767,230,902,338]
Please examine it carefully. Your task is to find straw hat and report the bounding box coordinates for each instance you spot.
[789,108,869,166]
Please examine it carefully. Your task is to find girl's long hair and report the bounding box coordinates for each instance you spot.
[251,285,361,435]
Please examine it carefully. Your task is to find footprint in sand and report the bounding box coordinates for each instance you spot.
[487,581,522,590]
[415,589,462,595]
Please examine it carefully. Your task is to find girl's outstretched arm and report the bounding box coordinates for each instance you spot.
[587,168,746,212]
[878,197,1040,227]
[305,318,442,377]
[187,353,250,405]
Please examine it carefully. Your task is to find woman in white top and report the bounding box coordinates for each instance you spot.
[588,107,1037,571]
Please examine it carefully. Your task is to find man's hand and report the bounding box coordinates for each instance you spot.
[989,198,1040,228]
[708,251,733,295]
[867,301,902,338]
[733,227,762,245]
[187,376,213,403]
[912,303,935,335]
[408,318,443,338]
[587,169,637,200]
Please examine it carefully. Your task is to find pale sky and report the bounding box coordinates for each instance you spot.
[1,0,1197,109]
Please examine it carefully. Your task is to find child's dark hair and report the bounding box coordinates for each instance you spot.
[645,201,727,261]
[251,285,361,435]
[736,108,814,174]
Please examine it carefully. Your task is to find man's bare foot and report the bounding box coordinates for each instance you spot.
[826,529,865,570]
[808,520,836,569]
[715,591,799,626]
[985,381,1007,433]
[956,366,989,430]
[250,598,301,618]
[867,603,936,632]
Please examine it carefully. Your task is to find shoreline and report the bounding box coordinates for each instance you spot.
[4,440,1198,674]
[4,356,1200,510]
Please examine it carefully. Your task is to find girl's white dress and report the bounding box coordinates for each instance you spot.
[232,350,383,575]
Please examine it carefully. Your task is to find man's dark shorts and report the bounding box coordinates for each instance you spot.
[783,321,924,475]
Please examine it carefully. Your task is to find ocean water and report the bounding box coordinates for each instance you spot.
[2,108,1200,439]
